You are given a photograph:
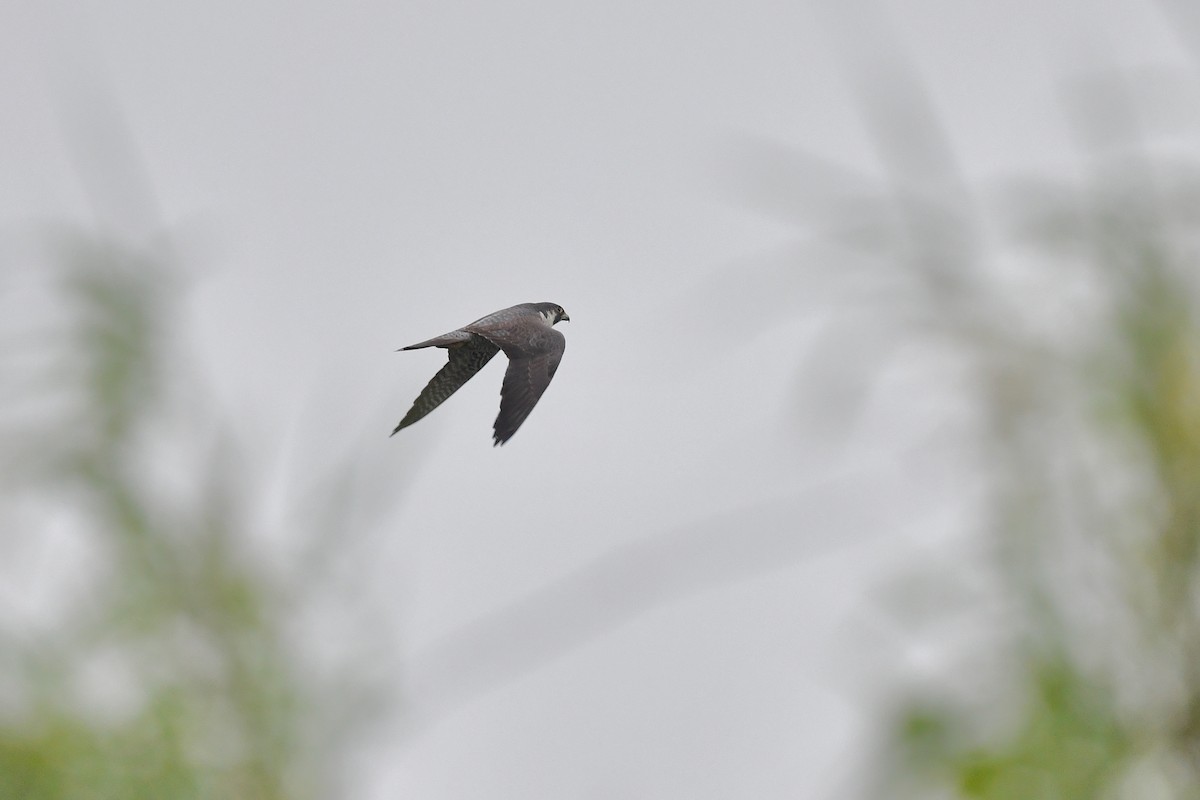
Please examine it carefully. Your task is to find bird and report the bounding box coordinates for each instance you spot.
[391,302,570,445]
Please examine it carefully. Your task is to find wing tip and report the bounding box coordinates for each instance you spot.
[391,413,419,437]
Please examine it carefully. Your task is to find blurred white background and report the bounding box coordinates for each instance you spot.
[1,1,1192,797]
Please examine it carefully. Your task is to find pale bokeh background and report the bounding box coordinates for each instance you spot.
[2,1,1196,798]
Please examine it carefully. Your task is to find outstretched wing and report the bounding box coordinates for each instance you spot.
[492,328,566,446]
[392,334,501,435]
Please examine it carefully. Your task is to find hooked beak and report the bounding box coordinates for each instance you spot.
[561,312,570,322]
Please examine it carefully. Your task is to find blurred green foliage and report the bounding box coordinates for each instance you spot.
[0,233,377,799]
[854,89,1200,796]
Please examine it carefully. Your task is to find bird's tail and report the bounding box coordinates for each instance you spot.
[398,330,474,350]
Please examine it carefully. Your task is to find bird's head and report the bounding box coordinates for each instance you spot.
[537,303,570,325]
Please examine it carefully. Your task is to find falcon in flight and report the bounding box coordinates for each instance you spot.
[391,302,570,445]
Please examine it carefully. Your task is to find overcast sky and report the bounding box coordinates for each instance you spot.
[2,1,1193,797]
